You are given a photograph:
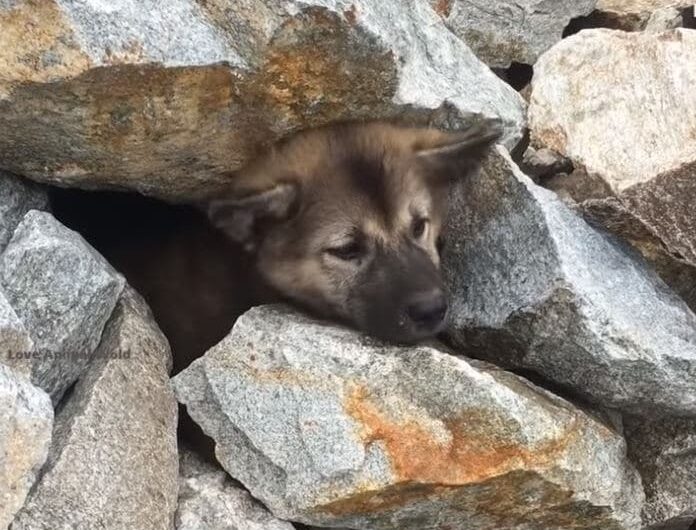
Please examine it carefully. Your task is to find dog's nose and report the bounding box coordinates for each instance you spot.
[406,289,448,331]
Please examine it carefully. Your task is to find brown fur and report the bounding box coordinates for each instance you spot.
[206,119,502,343]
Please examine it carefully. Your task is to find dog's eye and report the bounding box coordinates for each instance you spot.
[326,240,365,261]
[411,217,428,239]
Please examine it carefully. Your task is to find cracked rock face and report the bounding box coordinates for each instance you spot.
[443,146,696,417]
[625,417,696,530]
[0,364,53,530]
[434,0,597,67]
[0,0,524,201]
[177,447,296,530]
[529,29,696,312]
[0,210,125,402]
[11,288,179,530]
[174,305,642,530]
[0,173,48,252]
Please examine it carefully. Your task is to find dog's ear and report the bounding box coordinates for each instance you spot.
[414,118,503,183]
[204,182,299,249]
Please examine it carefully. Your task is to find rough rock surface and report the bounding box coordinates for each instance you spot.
[0,364,53,530]
[0,0,524,201]
[529,29,696,313]
[625,417,696,530]
[443,146,696,417]
[0,172,48,251]
[0,289,32,371]
[12,287,178,530]
[0,210,124,402]
[174,305,643,530]
[435,0,597,67]
[595,1,693,30]
[177,447,295,530]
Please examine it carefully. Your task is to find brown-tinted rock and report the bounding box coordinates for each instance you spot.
[0,0,524,202]
[595,0,693,30]
[530,28,696,311]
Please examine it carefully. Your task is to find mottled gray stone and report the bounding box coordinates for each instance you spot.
[0,364,53,530]
[595,0,693,30]
[625,417,696,530]
[436,0,597,67]
[0,0,524,201]
[174,305,642,530]
[12,287,178,530]
[444,146,696,417]
[529,29,696,307]
[177,448,295,530]
[0,172,48,252]
[0,289,32,372]
[0,210,125,402]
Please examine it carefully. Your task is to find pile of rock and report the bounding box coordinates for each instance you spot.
[1,1,695,529]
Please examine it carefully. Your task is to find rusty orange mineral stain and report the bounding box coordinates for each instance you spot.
[432,0,453,17]
[323,385,582,515]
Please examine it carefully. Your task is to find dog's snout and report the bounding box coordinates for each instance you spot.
[406,289,448,331]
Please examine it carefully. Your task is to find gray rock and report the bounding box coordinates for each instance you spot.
[0,289,32,373]
[0,172,48,252]
[12,287,178,530]
[0,0,524,201]
[595,1,693,30]
[443,146,696,417]
[174,305,643,530]
[0,364,53,530]
[177,447,295,530]
[625,417,696,530]
[435,0,597,67]
[0,210,125,402]
[529,29,696,311]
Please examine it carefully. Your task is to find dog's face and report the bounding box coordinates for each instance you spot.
[207,120,501,343]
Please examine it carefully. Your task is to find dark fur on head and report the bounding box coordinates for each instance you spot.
[206,119,502,343]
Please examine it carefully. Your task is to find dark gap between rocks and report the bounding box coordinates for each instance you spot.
[683,6,696,28]
[50,187,263,461]
[492,62,534,92]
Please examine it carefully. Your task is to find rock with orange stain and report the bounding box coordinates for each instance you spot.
[0,0,524,201]
[436,0,596,67]
[444,145,696,416]
[173,305,643,530]
[0,363,53,530]
[529,29,696,312]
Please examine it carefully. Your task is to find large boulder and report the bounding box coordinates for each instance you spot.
[0,173,48,252]
[529,29,696,311]
[443,146,696,417]
[0,210,124,402]
[177,447,296,530]
[174,305,643,530]
[0,364,53,530]
[12,288,179,530]
[0,0,524,201]
[434,0,597,67]
[625,417,696,530]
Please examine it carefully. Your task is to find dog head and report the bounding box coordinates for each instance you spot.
[206,119,501,343]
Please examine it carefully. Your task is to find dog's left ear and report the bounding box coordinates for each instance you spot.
[414,118,503,182]
[204,182,299,250]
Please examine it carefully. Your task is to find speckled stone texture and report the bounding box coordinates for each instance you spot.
[443,146,696,417]
[625,416,696,530]
[177,447,296,530]
[529,29,696,312]
[0,364,53,530]
[12,287,178,530]
[0,210,125,402]
[435,0,597,67]
[0,172,48,252]
[174,305,642,530]
[0,0,524,201]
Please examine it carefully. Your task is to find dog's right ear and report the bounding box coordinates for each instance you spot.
[203,182,299,250]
